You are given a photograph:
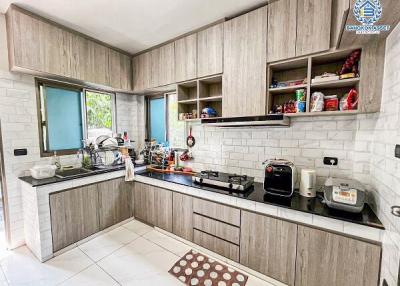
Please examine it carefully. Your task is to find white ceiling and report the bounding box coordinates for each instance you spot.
[0,0,268,54]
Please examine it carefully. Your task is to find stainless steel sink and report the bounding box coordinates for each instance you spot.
[55,168,93,178]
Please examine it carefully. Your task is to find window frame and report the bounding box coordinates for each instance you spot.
[83,88,117,142]
[146,93,169,144]
[36,79,117,157]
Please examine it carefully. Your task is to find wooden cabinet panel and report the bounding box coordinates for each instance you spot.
[132,51,152,92]
[296,0,332,56]
[295,226,381,286]
[193,214,240,244]
[193,198,240,226]
[133,182,155,225]
[151,43,175,87]
[223,6,268,117]
[86,40,109,86]
[240,211,297,286]
[98,178,133,230]
[175,34,197,82]
[197,23,223,78]
[109,49,132,90]
[267,0,297,62]
[7,7,43,71]
[172,192,193,241]
[153,186,173,232]
[194,229,239,262]
[358,39,386,113]
[39,20,72,77]
[50,185,99,252]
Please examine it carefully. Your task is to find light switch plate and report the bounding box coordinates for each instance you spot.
[395,145,400,159]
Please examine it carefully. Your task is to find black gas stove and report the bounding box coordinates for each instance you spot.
[192,170,254,192]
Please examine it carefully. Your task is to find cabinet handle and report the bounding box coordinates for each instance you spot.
[391,206,400,217]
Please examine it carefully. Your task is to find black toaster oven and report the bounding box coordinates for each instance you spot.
[263,159,296,197]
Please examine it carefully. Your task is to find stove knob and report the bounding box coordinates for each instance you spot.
[266,166,273,173]
[229,183,233,189]
[200,178,203,184]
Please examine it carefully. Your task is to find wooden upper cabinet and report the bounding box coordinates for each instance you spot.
[223,6,268,117]
[240,211,297,286]
[175,34,197,82]
[109,49,132,91]
[151,43,175,87]
[267,0,297,62]
[85,40,109,86]
[296,0,332,56]
[295,226,381,286]
[197,23,223,78]
[6,7,43,72]
[132,51,152,92]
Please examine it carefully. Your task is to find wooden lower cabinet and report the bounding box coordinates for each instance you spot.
[172,192,193,241]
[98,178,133,230]
[50,185,99,252]
[153,186,173,232]
[194,229,239,262]
[193,198,240,227]
[240,211,298,286]
[133,182,155,224]
[295,226,381,286]
[133,182,173,232]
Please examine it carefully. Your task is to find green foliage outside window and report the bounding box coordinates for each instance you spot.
[85,91,113,129]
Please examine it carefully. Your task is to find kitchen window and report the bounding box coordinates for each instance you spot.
[146,95,168,145]
[37,81,116,156]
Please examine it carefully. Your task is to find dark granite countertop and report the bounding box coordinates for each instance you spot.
[19,165,134,187]
[136,170,384,230]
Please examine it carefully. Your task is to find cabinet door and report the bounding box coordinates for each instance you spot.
[296,0,332,56]
[223,6,268,117]
[175,34,197,82]
[39,20,73,77]
[172,192,193,241]
[7,7,44,72]
[197,23,223,78]
[240,211,297,286]
[98,178,133,230]
[85,40,109,86]
[133,182,155,225]
[109,49,132,91]
[50,185,99,252]
[295,226,381,286]
[151,43,175,87]
[153,186,173,232]
[132,51,152,92]
[267,0,297,62]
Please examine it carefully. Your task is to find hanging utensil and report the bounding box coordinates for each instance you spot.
[186,127,195,148]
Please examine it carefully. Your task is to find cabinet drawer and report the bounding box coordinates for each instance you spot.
[193,198,240,226]
[193,214,240,244]
[194,229,239,262]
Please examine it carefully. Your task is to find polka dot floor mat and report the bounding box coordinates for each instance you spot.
[168,250,248,286]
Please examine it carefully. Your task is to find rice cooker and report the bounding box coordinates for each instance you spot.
[323,178,366,213]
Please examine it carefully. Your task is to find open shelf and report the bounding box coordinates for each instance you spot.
[310,78,360,88]
[269,84,307,94]
[267,48,362,116]
[177,74,223,121]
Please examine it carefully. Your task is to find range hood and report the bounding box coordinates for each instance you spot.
[201,114,290,127]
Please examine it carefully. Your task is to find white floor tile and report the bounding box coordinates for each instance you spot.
[79,227,139,262]
[59,264,119,286]
[122,220,153,236]
[97,237,179,285]
[143,230,192,256]
[1,246,92,286]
